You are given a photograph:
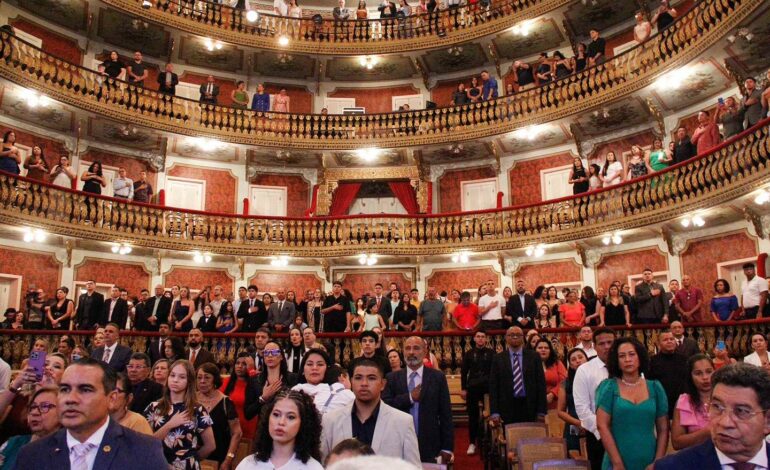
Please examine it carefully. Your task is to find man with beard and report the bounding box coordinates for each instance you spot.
[186,328,215,369]
[460,329,493,455]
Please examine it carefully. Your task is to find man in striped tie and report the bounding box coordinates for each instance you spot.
[489,326,547,425]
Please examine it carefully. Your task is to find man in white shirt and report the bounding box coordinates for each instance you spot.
[576,326,597,359]
[478,286,506,330]
[741,262,767,319]
[655,363,770,469]
[274,0,288,15]
[0,357,10,392]
[573,327,616,470]
[209,284,224,317]
[112,167,134,200]
[15,358,166,470]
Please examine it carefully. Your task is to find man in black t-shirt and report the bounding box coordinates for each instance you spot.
[586,29,606,66]
[237,284,267,332]
[321,281,351,333]
[127,51,148,87]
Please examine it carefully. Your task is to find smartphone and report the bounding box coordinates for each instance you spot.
[28,351,46,382]
[716,340,726,351]
[718,97,725,106]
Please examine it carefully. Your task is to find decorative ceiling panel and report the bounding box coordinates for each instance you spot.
[421,43,488,75]
[326,56,416,81]
[572,98,651,138]
[493,18,566,60]
[253,52,316,79]
[498,123,571,153]
[170,136,241,162]
[649,59,732,111]
[179,36,244,72]
[0,84,75,133]
[96,8,170,59]
[247,148,320,167]
[417,141,493,164]
[330,149,406,167]
[723,4,770,75]
[17,0,87,31]
[564,0,639,38]
[87,117,166,151]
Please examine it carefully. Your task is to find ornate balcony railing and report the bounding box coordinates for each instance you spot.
[2,320,769,372]
[0,0,760,150]
[1,117,769,256]
[103,0,573,54]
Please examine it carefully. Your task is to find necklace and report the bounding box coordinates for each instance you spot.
[621,377,642,387]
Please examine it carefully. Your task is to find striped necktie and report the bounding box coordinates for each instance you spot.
[511,351,525,397]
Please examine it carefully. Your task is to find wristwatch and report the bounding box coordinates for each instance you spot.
[227,452,236,459]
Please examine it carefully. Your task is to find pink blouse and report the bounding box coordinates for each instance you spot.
[676,393,709,432]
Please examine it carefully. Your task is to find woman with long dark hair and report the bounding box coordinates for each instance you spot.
[292,348,354,416]
[535,339,567,411]
[601,151,623,187]
[45,286,73,330]
[145,359,215,470]
[581,286,600,326]
[285,327,307,373]
[0,130,21,175]
[671,354,714,450]
[235,389,323,470]
[244,340,299,420]
[393,292,417,331]
[172,286,195,332]
[557,347,589,452]
[222,352,257,439]
[80,161,106,195]
[197,363,242,469]
[163,337,186,362]
[217,301,237,333]
[568,157,590,194]
[23,145,49,182]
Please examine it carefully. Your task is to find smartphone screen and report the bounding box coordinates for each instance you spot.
[716,340,726,351]
[28,351,47,382]
[718,97,725,105]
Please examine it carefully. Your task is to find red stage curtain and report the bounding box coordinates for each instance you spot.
[329,182,362,216]
[304,184,319,217]
[388,181,419,214]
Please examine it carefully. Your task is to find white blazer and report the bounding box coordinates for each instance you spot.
[744,351,770,367]
[320,400,421,467]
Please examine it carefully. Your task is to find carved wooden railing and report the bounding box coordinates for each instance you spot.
[103,0,573,54]
[0,0,760,150]
[2,320,769,372]
[1,117,769,256]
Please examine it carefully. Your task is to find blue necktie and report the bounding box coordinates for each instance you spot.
[511,352,525,397]
[408,371,420,434]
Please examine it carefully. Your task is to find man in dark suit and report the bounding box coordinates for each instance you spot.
[149,323,170,364]
[132,288,154,332]
[199,74,220,105]
[382,336,454,463]
[655,363,770,469]
[267,288,296,332]
[634,268,668,324]
[126,352,162,414]
[145,284,171,331]
[100,285,128,329]
[186,328,216,369]
[367,282,393,328]
[506,280,537,328]
[156,62,179,96]
[75,280,104,330]
[91,324,133,372]
[671,320,700,358]
[15,358,167,470]
[237,285,267,332]
[489,326,547,425]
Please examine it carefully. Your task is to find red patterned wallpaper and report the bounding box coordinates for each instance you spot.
[178,72,236,106]
[75,258,150,297]
[251,173,309,217]
[4,127,69,166]
[334,271,413,299]
[672,105,718,143]
[0,247,61,296]
[596,247,668,290]
[329,85,420,114]
[81,149,158,190]
[264,83,313,114]
[604,29,635,59]
[587,130,655,164]
[247,271,323,295]
[163,266,234,292]
[680,231,757,305]
[431,76,476,107]
[427,267,499,293]
[166,164,237,213]
[509,152,573,206]
[11,18,83,65]
[515,260,583,288]
[438,166,496,213]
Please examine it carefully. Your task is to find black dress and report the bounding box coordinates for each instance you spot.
[82,177,102,195]
[207,396,238,464]
[555,62,571,79]
[603,299,626,326]
[574,56,587,73]
[581,296,597,326]
[572,166,589,194]
[49,298,72,330]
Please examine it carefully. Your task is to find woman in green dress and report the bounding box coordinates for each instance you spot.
[231,80,250,109]
[596,337,669,470]
[0,386,61,470]
[648,138,672,172]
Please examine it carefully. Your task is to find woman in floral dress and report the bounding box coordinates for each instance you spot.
[145,359,216,470]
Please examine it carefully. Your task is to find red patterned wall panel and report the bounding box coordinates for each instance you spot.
[509,152,573,206]
[163,266,234,293]
[427,267,499,293]
[604,29,635,59]
[251,173,309,217]
[587,130,655,163]
[75,259,150,297]
[431,76,476,107]
[0,247,61,296]
[264,83,313,114]
[334,271,414,299]
[596,247,668,290]
[515,260,583,289]
[680,231,757,305]
[248,271,323,295]
[438,166,496,213]
[166,164,237,213]
[329,85,420,114]
[672,105,718,143]
[11,18,83,64]
[179,73,237,106]
[2,127,69,166]
[81,149,158,190]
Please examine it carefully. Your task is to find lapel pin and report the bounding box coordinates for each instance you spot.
[103,445,111,453]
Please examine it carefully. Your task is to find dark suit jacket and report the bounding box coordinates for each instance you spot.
[75,291,104,329]
[15,418,167,470]
[382,367,454,462]
[267,301,296,329]
[199,83,220,104]
[148,337,168,365]
[676,337,700,358]
[506,293,537,326]
[237,298,268,332]
[156,71,179,95]
[488,348,547,424]
[101,297,129,329]
[129,378,163,414]
[244,372,299,420]
[186,347,216,369]
[368,296,393,325]
[655,439,770,469]
[133,300,153,332]
[146,295,172,326]
[91,344,133,372]
[196,314,218,332]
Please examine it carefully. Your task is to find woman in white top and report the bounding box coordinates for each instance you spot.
[291,349,355,415]
[361,304,386,332]
[235,389,324,470]
[743,333,770,372]
[600,151,624,187]
[633,11,652,43]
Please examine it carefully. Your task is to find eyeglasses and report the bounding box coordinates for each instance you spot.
[264,349,282,357]
[708,402,766,422]
[29,402,57,414]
